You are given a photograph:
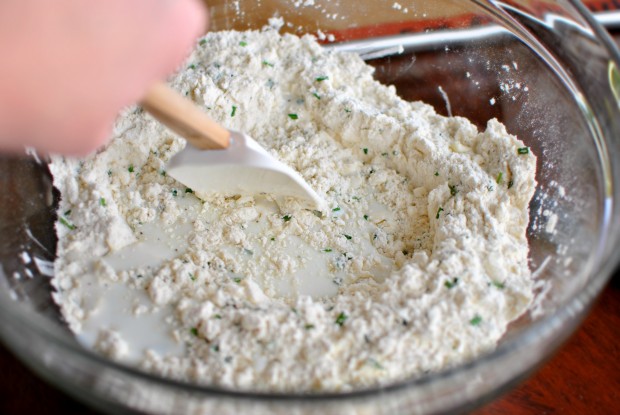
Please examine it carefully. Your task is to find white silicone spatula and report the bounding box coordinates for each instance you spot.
[141,83,324,209]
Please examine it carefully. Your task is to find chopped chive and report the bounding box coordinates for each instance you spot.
[496,172,503,184]
[470,315,482,326]
[185,188,194,194]
[363,214,369,220]
[270,237,275,241]
[199,39,207,46]
[211,344,220,352]
[282,215,292,222]
[381,152,388,156]
[444,277,458,289]
[332,207,341,212]
[188,64,196,70]
[172,189,178,197]
[367,358,384,370]
[312,92,321,100]
[492,280,505,289]
[233,277,242,283]
[288,113,299,120]
[315,76,329,82]
[343,234,352,240]
[107,169,112,177]
[508,180,514,189]
[189,273,196,281]
[304,324,315,330]
[128,165,134,173]
[160,170,166,177]
[99,197,106,207]
[449,184,458,196]
[344,108,351,113]
[363,148,368,155]
[323,248,332,252]
[335,312,348,326]
[517,147,530,155]
[312,210,323,218]
[214,314,222,319]
[434,171,439,176]
[239,41,247,46]
[190,327,198,337]
[436,207,444,219]
[231,105,237,117]
[59,217,76,230]
[262,60,274,67]
[64,209,72,216]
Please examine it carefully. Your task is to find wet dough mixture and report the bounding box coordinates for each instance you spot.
[50,28,537,392]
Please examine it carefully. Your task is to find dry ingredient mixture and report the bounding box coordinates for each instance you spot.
[50,28,537,392]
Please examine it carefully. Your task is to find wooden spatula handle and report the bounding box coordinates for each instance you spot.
[141,82,230,150]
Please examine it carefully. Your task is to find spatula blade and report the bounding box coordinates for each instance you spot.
[166,131,325,209]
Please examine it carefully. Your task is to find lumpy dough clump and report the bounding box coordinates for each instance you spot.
[51,29,537,392]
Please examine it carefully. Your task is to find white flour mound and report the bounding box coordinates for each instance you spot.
[50,29,537,392]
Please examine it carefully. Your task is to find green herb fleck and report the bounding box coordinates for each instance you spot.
[402,250,409,255]
[262,60,274,67]
[332,207,341,212]
[312,210,323,218]
[470,315,482,326]
[64,209,72,216]
[323,248,332,253]
[381,152,388,156]
[444,277,458,289]
[107,169,112,177]
[214,314,222,319]
[282,215,292,222]
[496,172,503,184]
[188,64,196,70]
[59,217,76,230]
[211,344,220,352]
[233,277,242,284]
[343,234,352,240]
[315,75,329,82]
[270,237,275,241]
[344,108,351,113]
[335,312,348,326]
[160,170,166,177]
[99,197,106,207]
[517,147,530,155]
[128,165,134,173]
[190,327,198,337]
[434,171,439,176]
[239,41,247,47]
[172,189,178,197]
[189,273,196,281]
[312,92,321,100]
[304,324,315,330]
[436,207,444,219]
[367,358,384,370]
[199,39,207,46]
[363,148,368,155]
[492,280,505,289]
[287,113,299,120]
[449,185,458,196]
[231,105,237,117]
[508,180,514,189]
[363,214,369,220]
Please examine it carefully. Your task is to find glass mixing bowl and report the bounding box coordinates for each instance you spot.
[1,0,619,413]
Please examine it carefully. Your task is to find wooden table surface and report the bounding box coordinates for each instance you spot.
[2,15,620,415]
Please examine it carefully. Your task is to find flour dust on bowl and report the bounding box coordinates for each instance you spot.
[0,1,619,414]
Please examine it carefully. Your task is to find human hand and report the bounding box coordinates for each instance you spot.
[0,0,207,156]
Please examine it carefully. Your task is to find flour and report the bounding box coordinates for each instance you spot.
[50,28,537,392]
